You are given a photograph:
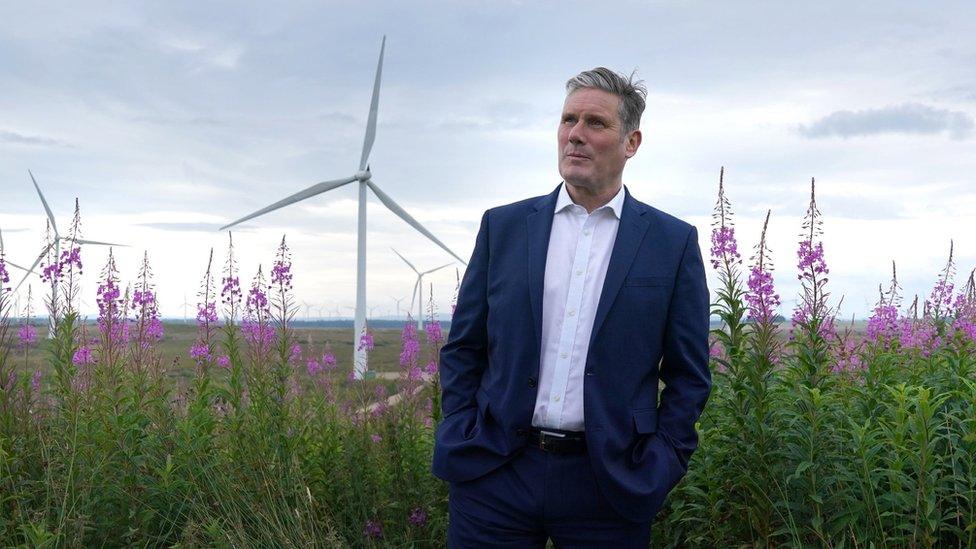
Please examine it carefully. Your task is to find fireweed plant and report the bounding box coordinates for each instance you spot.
[659,175,976,548]
[3,177,976,546]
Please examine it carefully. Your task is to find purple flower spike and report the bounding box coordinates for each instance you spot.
[271,236,293,291]
[409,507,429,527]
[709,167,743,271]
[400,316,420,369]
[791,177,834,334]
[221,232,242,321]
[189,342,211,364]
[363,520,383,539]
[358,328,374,353]
[925,240,956,321]
[18,324,37,347]
[744,210,780,324]
[72,344,95,366]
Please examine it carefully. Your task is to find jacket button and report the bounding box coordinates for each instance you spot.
[585,369,594,376]
[516,428,527,437]
[528,376,537,388]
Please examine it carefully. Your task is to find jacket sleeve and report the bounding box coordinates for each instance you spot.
[438,209,491,419]
[657,225,712,470]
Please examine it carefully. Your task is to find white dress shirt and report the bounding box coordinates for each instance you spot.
[531,182,625,432]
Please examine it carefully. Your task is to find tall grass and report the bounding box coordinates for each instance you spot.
[659,171,976,547]
[1,181,974,546]
[0,221,446,547]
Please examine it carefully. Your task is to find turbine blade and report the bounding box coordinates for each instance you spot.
[390,247,419,273]
[409,277,420,311]
[220,175,357,230]
[6,261,33,273]
[359,35,385,171]
[29,170,59,236]
[14,244,50,293]
[422,262,454,276]
[61,236,128,247]
[367,180,468,266]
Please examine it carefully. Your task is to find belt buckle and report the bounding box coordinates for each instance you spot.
[536,431,548,451]
[538,430,563,452]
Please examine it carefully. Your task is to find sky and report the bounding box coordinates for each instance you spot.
[0,0,974,322]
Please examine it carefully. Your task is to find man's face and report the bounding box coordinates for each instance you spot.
[557,88,641,190]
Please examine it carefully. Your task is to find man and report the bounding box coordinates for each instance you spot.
[432,67,711,547]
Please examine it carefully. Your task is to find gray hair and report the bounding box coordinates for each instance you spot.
[565,67,646,135]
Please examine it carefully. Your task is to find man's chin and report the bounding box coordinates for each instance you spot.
[559,169,592,187]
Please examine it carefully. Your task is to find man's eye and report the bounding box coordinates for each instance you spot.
[563,117,576,124]
[590,120,605,127]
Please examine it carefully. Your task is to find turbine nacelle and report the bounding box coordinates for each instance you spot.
[355,169,372,182]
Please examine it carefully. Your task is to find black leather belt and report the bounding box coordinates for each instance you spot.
[527,427,587,454]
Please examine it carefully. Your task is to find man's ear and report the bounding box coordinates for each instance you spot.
[624,129,642,158]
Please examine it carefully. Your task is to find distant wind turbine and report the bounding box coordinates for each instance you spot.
[219,36,466,379]
[16,172,126,336]
[391,295,405,320]
[392,248,453,329]
[181,292,192,324]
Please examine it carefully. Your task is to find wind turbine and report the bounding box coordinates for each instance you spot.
[16,172,126,336]
[181,292,192,324]
[219,36,466,379]
[391,248,453,329]
[391,295,405,320]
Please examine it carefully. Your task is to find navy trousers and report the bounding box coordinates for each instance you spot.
[447,444,652,548]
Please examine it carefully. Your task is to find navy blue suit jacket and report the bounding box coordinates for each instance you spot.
[432,183,711,523]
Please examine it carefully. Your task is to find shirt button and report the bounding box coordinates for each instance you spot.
[554,395,561,402]
[575,269,583,276]
[560,352,568,359]
[568,310,576,317]
[582,229,591,236]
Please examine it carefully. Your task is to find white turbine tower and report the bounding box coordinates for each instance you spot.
[219,36,466,379]
[181,292,192,324]
[16,171,126,336]
[391,248,453,330]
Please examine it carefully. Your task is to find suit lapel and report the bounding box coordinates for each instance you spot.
[526,184,561,353]
[588,187,651,350]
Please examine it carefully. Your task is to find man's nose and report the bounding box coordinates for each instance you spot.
[567,121,585,144]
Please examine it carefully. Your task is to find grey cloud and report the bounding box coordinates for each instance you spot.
[798,103,974,140]
[927,84,976,103]
[0,130,72,148]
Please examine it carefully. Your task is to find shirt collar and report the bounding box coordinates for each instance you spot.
[555,182,625,219]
